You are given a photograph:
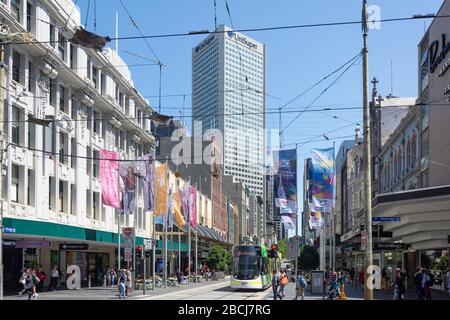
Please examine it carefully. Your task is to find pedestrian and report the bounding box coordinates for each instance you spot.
[422,268,434,300]
[279,270,288,298]
[446,268,450,298]
[338,271,347,300]
[349,268,355,286]
[110,269,117,287]
[126,268,133,296]
[23,269,37,300]
[295,271,307,300]
[36,266,46,292]
[49,265,59,291]
[118,269,127,299]
[392,268,405,300]
[18,268,28,296]
[358,269,364,291]
[271,271,282,300]
[413,267,424,300]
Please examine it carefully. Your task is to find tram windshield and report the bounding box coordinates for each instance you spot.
[233,246,261,280]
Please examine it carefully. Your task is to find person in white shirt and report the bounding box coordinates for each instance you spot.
[49,265,60,291]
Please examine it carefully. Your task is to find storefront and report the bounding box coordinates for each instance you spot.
[2,217,152,290]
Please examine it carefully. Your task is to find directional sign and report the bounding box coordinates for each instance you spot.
[372,217,401,222]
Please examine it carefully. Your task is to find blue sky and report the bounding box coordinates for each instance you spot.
[79,0,443,234]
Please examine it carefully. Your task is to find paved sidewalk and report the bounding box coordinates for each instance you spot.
[4,277,231,300]
[263,280,450,300]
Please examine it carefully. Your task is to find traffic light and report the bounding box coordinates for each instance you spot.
[270,244,278,258]
[136,245,143,259]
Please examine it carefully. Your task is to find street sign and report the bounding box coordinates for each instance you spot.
[372,217,401,222]
[143,239,155,251]
[373,243,406,250]
[124,251,132,262]
[59,243,89,251]
[2,227,16,233]
[122,227,135,241]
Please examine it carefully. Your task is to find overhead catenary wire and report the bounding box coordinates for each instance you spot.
[3,14,449,46]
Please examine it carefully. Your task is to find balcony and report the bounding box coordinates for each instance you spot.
[58,162,70,181]
[93,177,101,192]
[92,132,104,148]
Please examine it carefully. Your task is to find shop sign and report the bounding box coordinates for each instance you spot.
[3,227,16,233]
[429,34,450,75]
[59,243,89,251]
[2,239,16,247]
[16,240,51,248]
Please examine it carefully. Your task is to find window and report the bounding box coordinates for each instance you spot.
[70,44,75,69]
[49,177,55,210]
[92,66,98,89]
[11,165,19,203]
[59,132,66,164]
[93,192,99,220]
[50,24,55,47]
[58,180,64,212]
[12,106,20,144]
[93,150,99,177]
[59,85,65,112]
[12,51,20,83]
[87,56,92,80]
[411,132,417,169]
[86,190,91,218]
[421,129,429,171]
[93,110,99,133]
[28,122,35,149]
[70,184,76,215]
[26,2,32,32]
[27,169,34,206]
[71,138,76,169]
[28,61,33,92]
[58,32,65,60]
[11,0,21,22]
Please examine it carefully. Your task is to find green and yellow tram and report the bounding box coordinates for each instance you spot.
[230,245,277,290]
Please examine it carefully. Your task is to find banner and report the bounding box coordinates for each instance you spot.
[281,215,295,230]
[172,188,185,227]
[309,211,323,229]
[139,151,155,212]
[119,161,137,214]
[167,188,174,229]
[273,149,297,214]
[311,147,335,213]
[179,182,190,222]
[189,186,197,227]
[99,149,120,208]
[155,163,168,216]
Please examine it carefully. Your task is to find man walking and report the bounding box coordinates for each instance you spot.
[49,265,59,291]
[118,269,127,299]
[414,267,423,300]
[271,271,282,300]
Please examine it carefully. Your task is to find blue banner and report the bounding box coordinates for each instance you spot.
[274,149,297,214]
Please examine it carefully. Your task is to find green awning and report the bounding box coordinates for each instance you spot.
[156,239,188,251]
[3,217,150,246]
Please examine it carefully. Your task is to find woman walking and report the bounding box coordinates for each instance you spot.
[338,271,347,300]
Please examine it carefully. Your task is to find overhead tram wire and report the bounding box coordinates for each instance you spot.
[281,53,362,134]
[4,14,449,46]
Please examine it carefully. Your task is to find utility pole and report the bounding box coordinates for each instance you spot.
[362,0,373,300]
[0,27,6,301]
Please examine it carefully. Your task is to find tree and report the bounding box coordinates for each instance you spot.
[297,245,319,271]
[206,245,231,272]
[277,239,288,258]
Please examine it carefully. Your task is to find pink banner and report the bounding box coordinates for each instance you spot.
[189,186,197,227]
[100,149,120,208]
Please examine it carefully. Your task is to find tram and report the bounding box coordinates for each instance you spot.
[230,245,278,289]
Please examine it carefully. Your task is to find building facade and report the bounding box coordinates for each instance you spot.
[0,0,157,291]
[192,25,266,196]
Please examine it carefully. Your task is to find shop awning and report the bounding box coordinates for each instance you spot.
[184,224,226,243]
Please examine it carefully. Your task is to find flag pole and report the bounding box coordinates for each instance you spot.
[188,176,191,284]
[195,182,198,284]
[164,158,168,288]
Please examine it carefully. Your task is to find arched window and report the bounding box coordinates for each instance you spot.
[411,132,417,169]
[399,147,403,175]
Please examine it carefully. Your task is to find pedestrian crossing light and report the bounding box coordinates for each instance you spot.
[136,245,143,259]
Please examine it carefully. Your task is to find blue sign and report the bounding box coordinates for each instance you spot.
[372,217,401,222]
[3,227,16,233]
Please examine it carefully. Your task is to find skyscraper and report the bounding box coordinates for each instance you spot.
[192,25,266,195]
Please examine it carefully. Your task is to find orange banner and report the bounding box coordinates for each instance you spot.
[172,189,185,226]
[154,163,168,215]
